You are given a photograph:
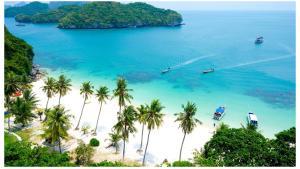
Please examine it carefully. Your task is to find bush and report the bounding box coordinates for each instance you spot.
[5,141,73,166]
[172,161,194,167]
[90,160,127,167]
[75,142,94,166]
[89,138,100,147]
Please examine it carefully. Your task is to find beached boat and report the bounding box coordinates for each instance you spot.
[247,112,258,126]
[202,68,214,74]
[255,36,263,44]
[213,106,225,120]
[161,67,171,74]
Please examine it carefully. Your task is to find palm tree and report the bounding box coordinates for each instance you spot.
[136,104,148,152]
[11,97,36,127]
[22,89,39,107]
[142,99,164,166]
[175,102,201,161]
[55,75,71,106]
[42,77,56,115]
[4,72,22,98]
[94,86,110,135]
[75,81,93,130]
[113,105,137,161]
[113,77,133,115]
[4,72,23,131]
[43,106,71,153]
[106,131,122,154]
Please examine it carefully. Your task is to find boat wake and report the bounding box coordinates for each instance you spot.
[277,43,294,54]
[171,54,215,70]
[218,54,293,71]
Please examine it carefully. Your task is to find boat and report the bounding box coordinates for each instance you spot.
[255,36,263,44]
[161,67,171,74]
[202,68,214,74]
[213,106,225,120]
[247,112,258,126]
[15,23,26,26]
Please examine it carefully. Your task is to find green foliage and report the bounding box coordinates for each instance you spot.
[270,127,296,166]
[11,92,37,127]
[193,126,296,167]
[96,86,110,104]
[175,102,201,134]
[113,105,137,141]
[4,132,18,147]
[12,1,182,29]
[56,74,72,105]
[5,141,72,166]
[75,141,94,166]
[145,99,164,130]
[172,160,194,167]
[5,1,49,17]
[42,106,72,153]
[89,138,100,147]
[89,160,128,167]
[80,81,94,99]
[4,27,34,87]
[113,77,133,113]
[58,2,182,29]
[106,131,122,153]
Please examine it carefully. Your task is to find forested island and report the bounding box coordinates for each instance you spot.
[6,1,183,29]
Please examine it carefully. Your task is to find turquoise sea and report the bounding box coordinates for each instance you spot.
[5,11,295,137]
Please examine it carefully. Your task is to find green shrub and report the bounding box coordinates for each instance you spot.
[5,141,73,166]
[75,142,94,166]
[90,160,127,167]
[89,138,100,147]
[172,161,194,167]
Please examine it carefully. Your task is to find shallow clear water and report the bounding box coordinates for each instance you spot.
[5,10,295,137]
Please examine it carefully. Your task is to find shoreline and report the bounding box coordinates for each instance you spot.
[31,78,215,166]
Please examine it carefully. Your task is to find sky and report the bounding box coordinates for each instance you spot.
[4,1,296,11]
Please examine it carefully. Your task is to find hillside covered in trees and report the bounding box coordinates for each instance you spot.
[4,27,34,78]
[6,1,183,29]
[5,1,49,17]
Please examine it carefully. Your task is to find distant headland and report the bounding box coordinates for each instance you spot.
[5,1,183,29]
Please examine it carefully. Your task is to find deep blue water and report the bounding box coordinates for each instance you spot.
[5,10,296,137]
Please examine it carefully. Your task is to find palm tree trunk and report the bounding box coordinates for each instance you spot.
[139,123,145,150]
[43,98,49,122]
[142,129,151,166]
[58,93,62,106]
[94,102,103,135]
[75,97,86,130]
[122,138,126,161]
[119,105,122,115]
[58,137,62,153]
[45,97,50,112]
[179,132,186,161]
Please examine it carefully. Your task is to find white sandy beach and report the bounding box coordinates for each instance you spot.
[30,78,214,166]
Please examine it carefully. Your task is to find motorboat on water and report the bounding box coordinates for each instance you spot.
[202,68,214,74]
[247,112,258,127]
[255,36,263,44]
[213,106,225,120]
[161,67,171,74]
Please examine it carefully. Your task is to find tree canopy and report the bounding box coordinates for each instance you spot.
[4,27,34,79]
[5,1,49,17]
[5,141,73,166]
[194,126,296,167]
[10,1,183,29]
